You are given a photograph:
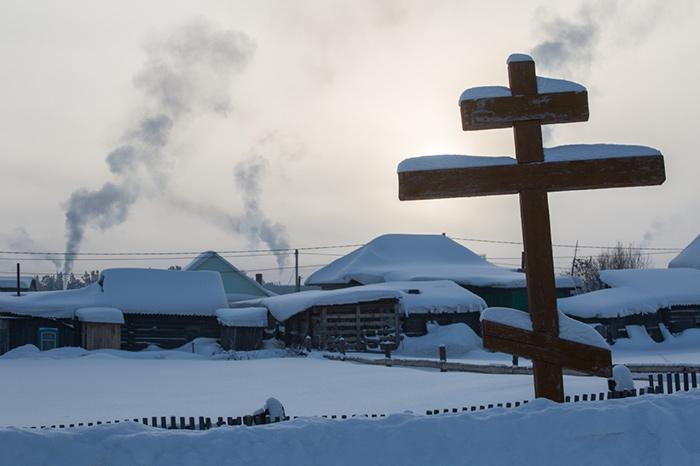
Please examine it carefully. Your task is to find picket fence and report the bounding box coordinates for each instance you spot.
[21,370,699,431]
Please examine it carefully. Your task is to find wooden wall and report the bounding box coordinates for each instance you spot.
[284,299,401,351]
[662,306,700,334]
[121,315,219,351]
[0,314,78,354]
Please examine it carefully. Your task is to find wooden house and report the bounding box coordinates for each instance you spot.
[558,268,700,342]
[0,268,228,354]
[100,268,228,350]
[234,280,487,351]
[305,234,581,314]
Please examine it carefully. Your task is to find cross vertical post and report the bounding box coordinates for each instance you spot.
[509,58,563,401]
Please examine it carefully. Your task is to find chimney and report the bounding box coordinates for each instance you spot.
[255,273,263,285]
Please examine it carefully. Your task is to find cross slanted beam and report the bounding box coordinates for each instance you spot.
[397,55,665,402]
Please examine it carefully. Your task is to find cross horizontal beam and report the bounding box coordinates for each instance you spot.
[481,320,613,378]
[399,154,665,201]
[461,90,589,131]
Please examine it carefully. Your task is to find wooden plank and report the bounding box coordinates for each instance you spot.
[508,59,537,96]
[481,320,613,378]
[460,91,589,130]
[534,361,564,403]
[513,120,544,163]
[398,155,665,201]
[519,189,558,336]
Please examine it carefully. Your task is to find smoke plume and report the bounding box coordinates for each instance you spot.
[529,3,611,145]
[530,4,605,78]
[234,154,291,267]
[62,18,256,273]
[166,149,292,270]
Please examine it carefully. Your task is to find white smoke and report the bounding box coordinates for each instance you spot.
[63,18,256,273]
[166,147,292,270]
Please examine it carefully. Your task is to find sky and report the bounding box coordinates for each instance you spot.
[1,0,699,285]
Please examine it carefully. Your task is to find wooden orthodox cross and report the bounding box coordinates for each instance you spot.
[398,54,666,401]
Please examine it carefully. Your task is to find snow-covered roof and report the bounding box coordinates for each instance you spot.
[0,276,36,290]
[75,307,125,324]
[216,307,267,328]
[669,233,700,270]
[305,234,579,289]
[0,268,228,319]
[99,268,228,315]
[558,268,700,319]
[398,144,661,173]
[234,280,487,322]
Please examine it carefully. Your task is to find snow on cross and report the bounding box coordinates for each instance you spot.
[397,53,666,402]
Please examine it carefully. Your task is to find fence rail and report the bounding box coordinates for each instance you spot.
[323,352,700,376]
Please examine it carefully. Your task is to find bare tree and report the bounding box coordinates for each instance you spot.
[572,242,651,293]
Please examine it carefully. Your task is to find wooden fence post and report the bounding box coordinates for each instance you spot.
[439,344,447,372]
[382,342,392,366]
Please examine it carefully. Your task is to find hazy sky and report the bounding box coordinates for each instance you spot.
[1,0,698,285]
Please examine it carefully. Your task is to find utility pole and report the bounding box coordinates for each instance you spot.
[570,240,579,276]
[295,249,300,292]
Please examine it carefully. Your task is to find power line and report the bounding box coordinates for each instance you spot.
[0,238,683,260]
[0,237,683,277]
[0,243,363,258]
[450,237,683,252]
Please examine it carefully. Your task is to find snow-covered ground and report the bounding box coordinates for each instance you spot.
[2,325,700,465]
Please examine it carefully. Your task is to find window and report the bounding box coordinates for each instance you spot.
[38,328,58,351]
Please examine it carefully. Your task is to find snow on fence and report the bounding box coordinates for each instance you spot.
[19,371,699,431]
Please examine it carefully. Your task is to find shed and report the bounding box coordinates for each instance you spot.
[558,268,700,342]
[236,280,487,351]
[75,307,124,351]
[305,234,580,312]
[216,308,267,351]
